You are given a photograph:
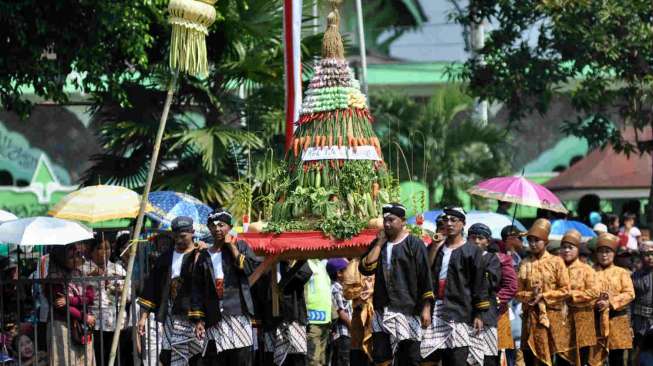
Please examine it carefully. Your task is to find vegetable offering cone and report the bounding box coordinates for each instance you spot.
[271,0,396,238]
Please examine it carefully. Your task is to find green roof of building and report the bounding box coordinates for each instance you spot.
[367,62,461,86]
[523,136,589,176]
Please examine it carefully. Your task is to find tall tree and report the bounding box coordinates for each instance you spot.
[458,0,653,224]
[372,86,509,207]
[0,0,159,118]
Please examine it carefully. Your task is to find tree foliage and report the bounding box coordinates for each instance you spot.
[458,0,653,222]
[459,0,653,153]
[0,0,160,117]
[372,86,510,206]
[79,0,323,206]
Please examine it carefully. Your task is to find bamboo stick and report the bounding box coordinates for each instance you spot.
[107,72,179,366]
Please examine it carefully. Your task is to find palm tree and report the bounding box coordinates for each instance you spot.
[83,0,321,206]
[372,86,510,207]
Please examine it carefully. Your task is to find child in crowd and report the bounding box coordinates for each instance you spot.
[619,212,641,250]
[327,258,352,366]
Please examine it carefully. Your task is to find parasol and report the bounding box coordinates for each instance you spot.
[48,185,151,223]
[468,176,568,214]
[0,217,93,246]
[549,219,596,242]
[147,191,211,236]
[0,209,17,223]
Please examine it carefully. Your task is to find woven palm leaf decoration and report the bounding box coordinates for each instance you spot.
[168,0,218,77]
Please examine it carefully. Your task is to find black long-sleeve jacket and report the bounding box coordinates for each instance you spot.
[431,241,489,324]
[137,248,197,322]
[260,260,313,331]
[189,240,260,327]
[480,252,502,327]
[359,234,435,316]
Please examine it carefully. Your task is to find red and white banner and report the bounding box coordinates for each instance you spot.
[283,0,303,151]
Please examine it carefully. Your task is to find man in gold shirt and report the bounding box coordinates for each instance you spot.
[588,233,635,366]
[558,229,600,366]
[517,218,570,366]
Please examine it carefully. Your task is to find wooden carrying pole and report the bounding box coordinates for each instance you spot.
[107,72,178,366]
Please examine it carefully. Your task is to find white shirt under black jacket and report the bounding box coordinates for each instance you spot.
[204,247,253,354]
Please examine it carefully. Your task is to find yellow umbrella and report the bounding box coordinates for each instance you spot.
[48,185,152,223]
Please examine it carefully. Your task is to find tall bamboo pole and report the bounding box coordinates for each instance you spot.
[106,1,217,364]
[354,0,368,96]
[107,72,178,366]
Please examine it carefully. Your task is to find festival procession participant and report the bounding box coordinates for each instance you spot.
[485,227,519,365]
[427,214,447,266]
[588,233,635,366]
[557,229,600,366]
[632,240,653,365]
[261,259,313,366]
[342,259,375,366]
[326,258,352,366]
[190,209,260,365]
[420,208,490,366]
[467,223,503,366]
[305,259,332,366]
[501,225,524,273]
[359,202,434,366]
[137,216,202,366]
[499,225,525,366]
[516,218,570,366]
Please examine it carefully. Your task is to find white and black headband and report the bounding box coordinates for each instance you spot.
[208,209,232,226]
[382,203,407,218]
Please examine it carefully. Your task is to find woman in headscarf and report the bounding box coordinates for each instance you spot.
[45,243,96,366]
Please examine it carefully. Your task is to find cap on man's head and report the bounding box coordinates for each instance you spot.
[171,216,194,233]
[468,223,492,239]
[207,208,232,226]
[442,206,466,222]
[527,218,551,241]
[596,232,619,252]
[561,229,582,248]
[501,225,525,241]
[382,203,407,219]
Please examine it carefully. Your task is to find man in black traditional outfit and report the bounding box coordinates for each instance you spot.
[190,209,260,365]
[467,223,503,366]
[632,240,653,364]
[420,207,489,366]
[359,202,434,366]
[137,216,202,366]
[261,259,313,366]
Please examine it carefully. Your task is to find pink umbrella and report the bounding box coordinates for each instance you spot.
[468,176,568,214]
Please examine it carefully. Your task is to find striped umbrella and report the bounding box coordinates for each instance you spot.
[48,185,151,223]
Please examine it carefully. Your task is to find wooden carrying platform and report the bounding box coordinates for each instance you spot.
[244,229,378,285]
[243,229,377,316]
[242,229,432,316]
